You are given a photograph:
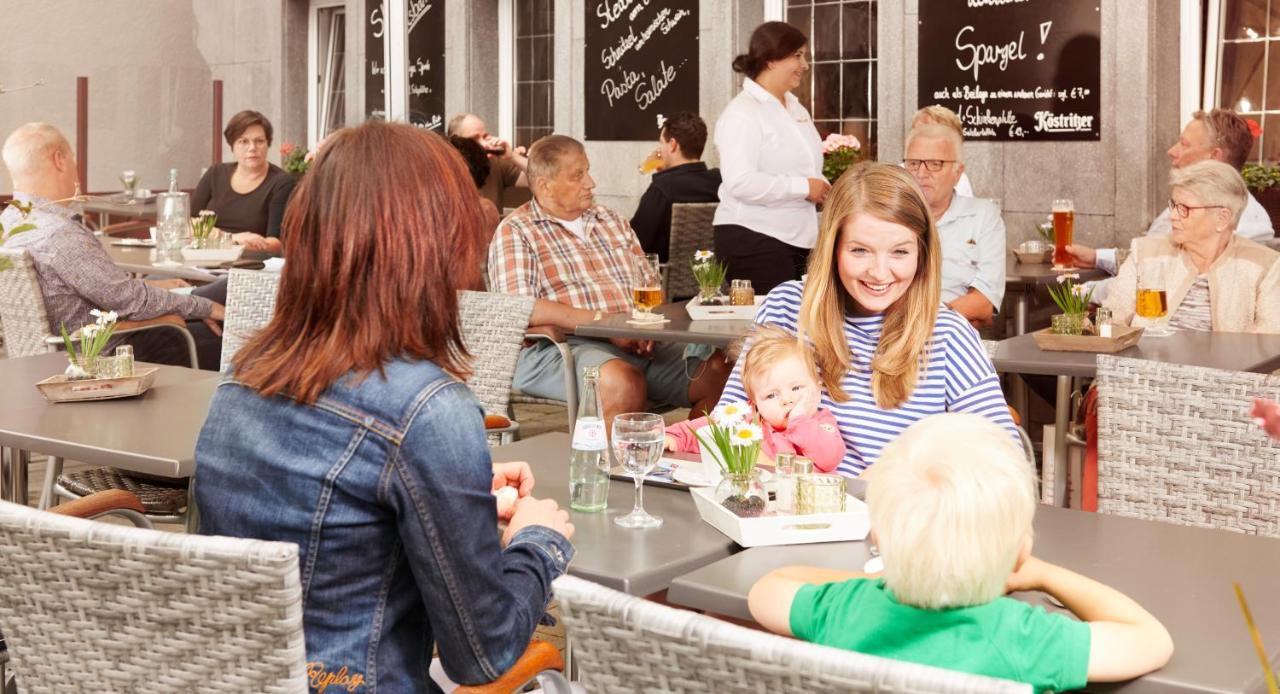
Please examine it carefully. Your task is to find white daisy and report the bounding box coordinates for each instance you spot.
[729,422,763,446]
[711,402,749,426]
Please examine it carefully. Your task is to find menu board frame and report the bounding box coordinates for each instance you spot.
[405,0,445,132]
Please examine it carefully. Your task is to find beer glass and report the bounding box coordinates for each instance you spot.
[637,148,664,175]
[1051,199,1074,269]
[1135,265,1174,337]
[632,253,663,320]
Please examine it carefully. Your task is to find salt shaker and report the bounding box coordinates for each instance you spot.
[773,453,796,514]
[114,345,134,377]
[730,279,755,306]
[1095,306,1113,338]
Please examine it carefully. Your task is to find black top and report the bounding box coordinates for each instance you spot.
[630,162,722,263]
[191,162,297,237]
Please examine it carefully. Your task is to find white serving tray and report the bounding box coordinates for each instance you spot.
[686,295,765,321]
[690,486,870,547]
[36,367,159,403]
[181,244,244,264]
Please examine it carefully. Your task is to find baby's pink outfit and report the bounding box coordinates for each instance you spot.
[665,410,846,473]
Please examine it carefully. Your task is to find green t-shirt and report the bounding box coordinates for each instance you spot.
[790,578,1090,693]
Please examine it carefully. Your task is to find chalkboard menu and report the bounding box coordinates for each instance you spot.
[406,0,445,131]
[584,0,698,141]
[918,0,1100,141]
[365,0,387,120]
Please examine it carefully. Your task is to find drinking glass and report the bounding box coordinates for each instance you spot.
[612,412,666,529]
[730,279,755,306]
[637,148,664,175]
[1135,271,1174,337]
[119,169,138,202]
[631,253,663,320]
[1051,199,1074,269]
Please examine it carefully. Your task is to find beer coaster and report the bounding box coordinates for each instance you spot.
[626,316,670,326]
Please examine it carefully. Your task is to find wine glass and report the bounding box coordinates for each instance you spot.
[119,169,138,203]
[1135,268,1175,337]
[612,412,666,529]
[631,253,664,321]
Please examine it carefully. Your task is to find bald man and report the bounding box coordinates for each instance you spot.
[447,113,528,210]
[1,123,225,369]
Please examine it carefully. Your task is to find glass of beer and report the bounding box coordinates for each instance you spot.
[1051,199,1074,269]
[632,253,664,320]
[637,148,664,175]
[1135,275,1174,337]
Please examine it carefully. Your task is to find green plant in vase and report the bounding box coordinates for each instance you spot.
[691,249,727,305]
[703,402,767,517]
[60,309,119,379]
[1046,272,1094,335]
[191,210,218,249]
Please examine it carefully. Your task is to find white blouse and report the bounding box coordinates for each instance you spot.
[712,78,823,249]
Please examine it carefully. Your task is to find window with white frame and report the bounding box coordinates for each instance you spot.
[513,0,555,149]
[310,1,348,144]
[1215,0,1280,160]
[785,0,878,158]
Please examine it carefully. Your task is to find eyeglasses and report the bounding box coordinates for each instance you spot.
[1167,199,1225,218]
[234,137,269,150]
[903,159,955,173]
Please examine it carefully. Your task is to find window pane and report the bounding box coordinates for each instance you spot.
[1267,41,1280,110]
[813,4,840,61]
[532,0,553,35]
[786,4,811,36]
[516,37,532,81]
[840,119,872,152]
[531,36,552,81]
[517,0,532,36]
[868,1,877,57]
[813,63,840,120]
[1224,0,1268,39]
[1220,41,1265,112]
[841,2,870,60]
[517,82,532,124]
[531,82,552,126]
[842,61,870,118]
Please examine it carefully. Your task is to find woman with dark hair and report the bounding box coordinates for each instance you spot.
[191,109,296,253]
[450,134,502,235]
[193,121,575,690]
[712,21,828,293]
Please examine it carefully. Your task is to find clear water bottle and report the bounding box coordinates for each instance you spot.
[569,366,610,512]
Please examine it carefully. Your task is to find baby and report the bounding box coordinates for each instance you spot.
[665,325,845,472]
[748,413,1173,691]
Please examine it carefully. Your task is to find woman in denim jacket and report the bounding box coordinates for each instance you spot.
[194,121,575,692]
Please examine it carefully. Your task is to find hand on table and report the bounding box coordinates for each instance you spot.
[146,278,191,290]
[1064,244,1097,269]
[1004,555,1048,594]
[502,496,574,546]
[231,231,273,251]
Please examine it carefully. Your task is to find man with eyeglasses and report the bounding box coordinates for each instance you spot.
[1066,109,1274,302]
[904,123,1006,328]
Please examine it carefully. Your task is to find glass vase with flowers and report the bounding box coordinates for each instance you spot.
[60,309,119,379]
[1046,272,1094,336]
[702,402,768,517]
[691,250,728,305]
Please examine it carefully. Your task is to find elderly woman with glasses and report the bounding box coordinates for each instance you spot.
[191,109,297,253]
[1103,159,1280,333]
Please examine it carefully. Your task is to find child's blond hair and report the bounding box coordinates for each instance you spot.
[739,324,817,401]
[867,413,1034,609]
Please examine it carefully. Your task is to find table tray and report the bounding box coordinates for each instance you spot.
[1031,325,1143,353]
[36,367,159,403]
[686,296,764,321]
[690,486,869,547]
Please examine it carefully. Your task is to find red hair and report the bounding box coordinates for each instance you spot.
[233,121,482,403]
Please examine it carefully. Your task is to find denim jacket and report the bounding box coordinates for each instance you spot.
[194,358,574,692]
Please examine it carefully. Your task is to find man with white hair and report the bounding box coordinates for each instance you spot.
[1,122,224,368]
[904,123,1006,327]
[447,112,529,210]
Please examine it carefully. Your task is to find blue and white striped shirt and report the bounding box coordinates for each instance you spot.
[719,281,1017,476]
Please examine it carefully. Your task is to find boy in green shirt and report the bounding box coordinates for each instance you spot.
[748,413,1173,692]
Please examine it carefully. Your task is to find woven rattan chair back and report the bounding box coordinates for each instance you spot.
[552,575,1031,693]
[219,269,282,370]
[0,499,307,692]
[458,290,535,417]
[667,202,718,300]
[0,248,56,358]
[1096,355,1280,537]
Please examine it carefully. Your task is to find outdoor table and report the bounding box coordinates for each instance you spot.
[81,196,157,227]
[490,432,738,595]
[100,237,219,283]
[667,505,1280,694]
[573,302,753,348]
[992,330,1280,505]
[1003,256,1106,336]
[0,352,219,530]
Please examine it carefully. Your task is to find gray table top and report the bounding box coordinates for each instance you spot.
[81,197,158,219]
[100,238,220,282]
[0,353,219,478]
[1005,256,1107,288]
[489,432,738,596]
[574,302,753,348]
[667,505,1280,694]
[992,330,1280,378]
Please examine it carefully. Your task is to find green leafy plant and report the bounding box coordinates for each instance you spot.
[1035,218,1055,245]
[691,250,727,295]
[1046,272,1093,315]
[821,133,863,183]
[60,309,119,377]
[1242,163,1280,193]
[191,209,218,243]
[1,198,43,271]
[280,142,309,175]
[702,402,763,476]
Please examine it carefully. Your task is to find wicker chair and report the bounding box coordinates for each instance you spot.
[666,202,718,300]
[0,496,307,692]
[458,291,536,445]
[542,575,1030,693]
[219,268,282,370]
[1094,355,1280,537]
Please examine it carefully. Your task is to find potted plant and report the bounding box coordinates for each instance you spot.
[699,402,767,517]
[1046,272,1094,335]
[821,133,862,183]
[280,142,310,175]
[190,210,218,249]
[60,309,119,379]
[690,249,727,305]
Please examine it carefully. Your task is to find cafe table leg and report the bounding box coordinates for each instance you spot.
[0,447,11,503]
[185,477,200,532]
[1014,291,1029,336]
[2,448,31,506]
[1052,375,1072,507]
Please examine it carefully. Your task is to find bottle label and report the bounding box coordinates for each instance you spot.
[572,418,607,451]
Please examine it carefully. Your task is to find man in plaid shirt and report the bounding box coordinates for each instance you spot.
[488,135,729,427]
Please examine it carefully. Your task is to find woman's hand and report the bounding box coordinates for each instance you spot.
[502,496,574,546]
[231,231,272,251]
[492,461,535,522]
[806,177,831,204]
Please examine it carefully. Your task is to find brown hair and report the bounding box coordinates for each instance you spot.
[233,121,481,403]
[660,111,709,160]
[1193,109,1254,170]
[799,162,941,409]
[740,324,817,400]
[732,22,807,80]
[223,110,274,147]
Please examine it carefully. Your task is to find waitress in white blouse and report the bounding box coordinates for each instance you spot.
[713,21,828,293]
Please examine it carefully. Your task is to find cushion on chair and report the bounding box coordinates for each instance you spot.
[58,468,188,515]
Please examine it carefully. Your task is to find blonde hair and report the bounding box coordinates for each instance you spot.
[740,324,817,400]
[798,162,941,409]
[2,122,71,180]
[912,105,963,134]
[868,413,1035,609]
[905,123,963,163]
[1169,159,1248,226]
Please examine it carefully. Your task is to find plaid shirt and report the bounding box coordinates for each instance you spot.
[487,198,659,313]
